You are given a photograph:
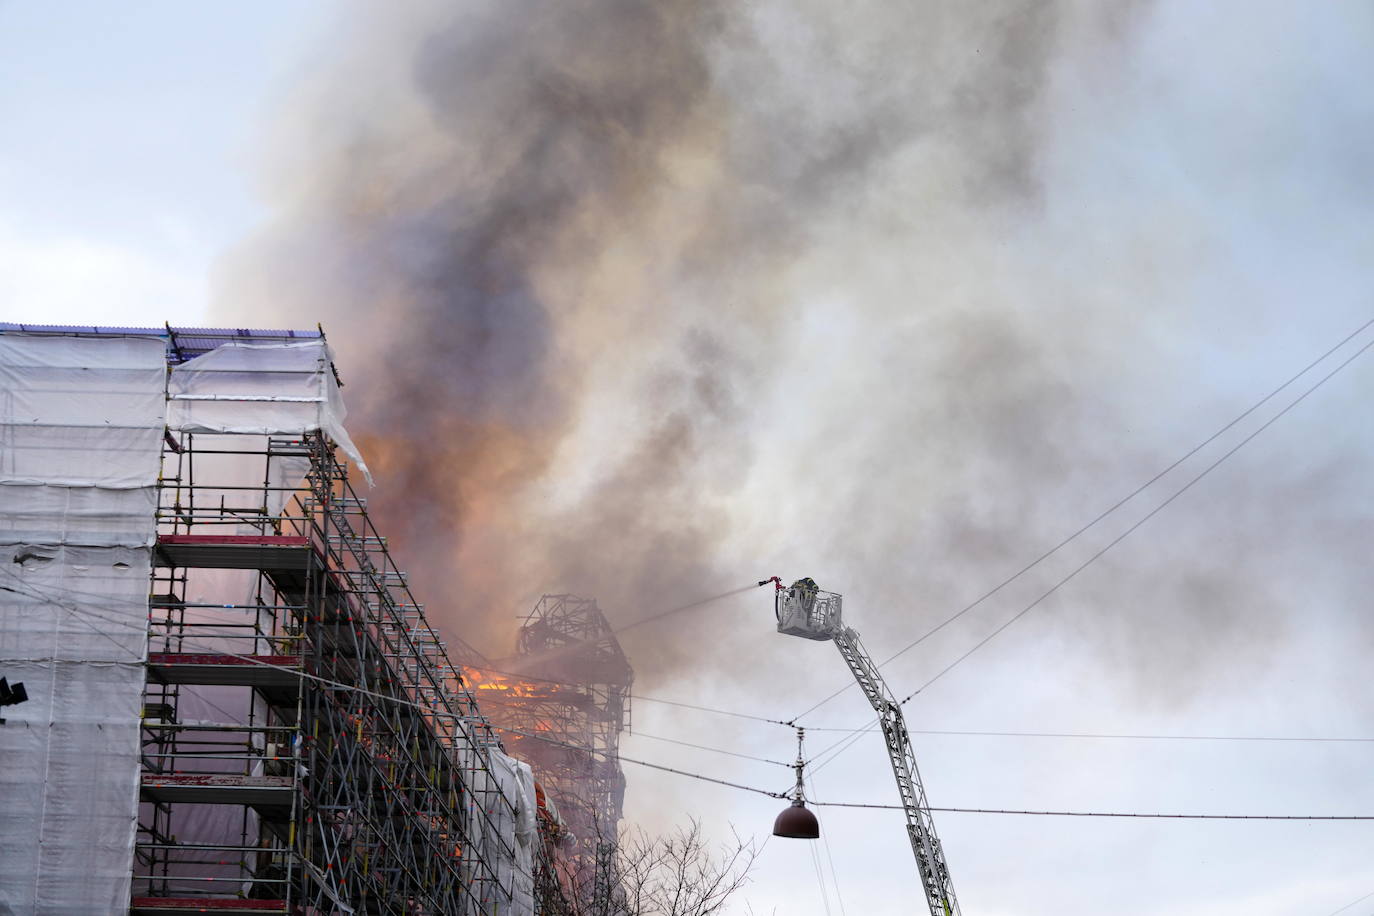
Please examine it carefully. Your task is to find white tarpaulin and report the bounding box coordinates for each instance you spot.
[0,334,166,915]
[488,748,538,916]
[166,340,371,484]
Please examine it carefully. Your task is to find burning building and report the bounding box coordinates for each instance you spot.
[469,596,634,906]
[0,325,575,916]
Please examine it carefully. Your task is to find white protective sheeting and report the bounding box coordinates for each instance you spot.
[0,335,166,915]
[0,336,165,490]
[488,749,538,916]
[167,340,372,484]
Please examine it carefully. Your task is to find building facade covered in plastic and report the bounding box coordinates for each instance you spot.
[0,327,561,916]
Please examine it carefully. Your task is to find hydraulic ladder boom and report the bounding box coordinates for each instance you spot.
[832,624,960,916]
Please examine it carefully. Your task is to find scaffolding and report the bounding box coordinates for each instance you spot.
[0,326,564,916]
[138,429,543,914]
[474,596,633,907]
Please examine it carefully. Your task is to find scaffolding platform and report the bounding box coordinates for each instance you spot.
[148,654,301,688]
[141,774,294,810]
[155,535,313,571]
[131,898,287,915]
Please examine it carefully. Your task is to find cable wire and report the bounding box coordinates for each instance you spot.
[790,315,1374,724]
[810,803,1374,820]
[461,661,795,728]
[128,618,1374,820]
[809,767,849,916]
[847,727,1374,743]
[618,729,792,767]
[806,726,872,779]
[3,570,793,777]
[33,593,1374,824]
[486,722,787,800]
[898,328,1374,704]
[804,328,1374,775]
[2,565,798,731]
[809,832,833,916]
[1325,888,1374,916]
[0,575,277,728]
[22,582,794,801]
[626,693,794,728]
[799,725,1374,743]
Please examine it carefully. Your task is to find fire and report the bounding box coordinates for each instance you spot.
[464,668,562,701]
[348,427,547,657]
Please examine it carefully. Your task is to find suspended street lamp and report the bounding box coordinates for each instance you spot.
[772,727,819,839]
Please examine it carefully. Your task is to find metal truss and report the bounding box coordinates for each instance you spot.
[133,430,563,914]
[476,595,633,909]
[831,623,960,916]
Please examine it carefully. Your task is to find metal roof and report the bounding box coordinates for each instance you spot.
[0,323,322,363]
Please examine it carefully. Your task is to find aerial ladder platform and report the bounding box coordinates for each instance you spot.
[765,577,961,916]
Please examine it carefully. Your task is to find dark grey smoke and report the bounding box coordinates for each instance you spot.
[217,2,1243,693]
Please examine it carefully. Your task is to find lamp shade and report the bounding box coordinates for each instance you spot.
[772,800,820,839]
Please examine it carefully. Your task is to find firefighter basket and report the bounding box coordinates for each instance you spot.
[776,580,843,641]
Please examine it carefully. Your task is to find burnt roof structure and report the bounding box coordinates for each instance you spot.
[475,595,633,907]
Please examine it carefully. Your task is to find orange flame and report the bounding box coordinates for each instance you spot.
[464,667,562,700]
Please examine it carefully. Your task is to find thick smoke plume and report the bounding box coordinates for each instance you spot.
[220,0,1373,705]
[217,4,1374,910]
[221,0,1070,665]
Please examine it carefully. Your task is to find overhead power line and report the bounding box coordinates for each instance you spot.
[2,571,793,775]
[24,584,796,796]
[626,692,794,728]
[808,767,850,916]
[791,315,1374,725]
[810,802,1374,821]
[460,665,794,729]
[490,722,788,800]
[798,726,1374,744]
[493,714,1374,823]
[23,563,1374,833]
[896,327,1374,704]
[803,323,1374,775]
[613,728,791,767]
[30,594,1374,826]
[790,722,1374,787]
[0,567,797,732]
[1324,888,1374,916]
[23,572,1366,752]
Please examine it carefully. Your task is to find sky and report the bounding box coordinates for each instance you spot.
[3,3,1373,915]
[0,2,326,326]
